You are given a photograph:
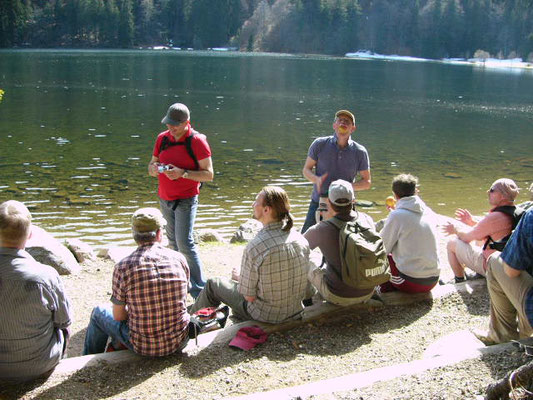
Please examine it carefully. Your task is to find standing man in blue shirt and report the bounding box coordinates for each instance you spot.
[301,109,371,233]
[475,208,533,344]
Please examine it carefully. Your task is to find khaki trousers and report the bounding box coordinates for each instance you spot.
[487,256,533,343]
[189,277,251,321]
[308,264,374,306]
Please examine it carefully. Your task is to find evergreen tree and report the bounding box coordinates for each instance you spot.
[118,0,134,47]
[0,0,30,46]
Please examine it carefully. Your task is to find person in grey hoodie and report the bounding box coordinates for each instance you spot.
[378,174,441,293]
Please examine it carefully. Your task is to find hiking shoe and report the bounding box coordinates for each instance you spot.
[472,329,497,346]
[439,276,467,285]
[377,281,397,293]
[467,272,485,281]
[216,305,230,329]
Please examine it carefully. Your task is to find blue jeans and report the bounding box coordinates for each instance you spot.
[301,200,319,234]
[159,196,206,298]
[83,304,133,355]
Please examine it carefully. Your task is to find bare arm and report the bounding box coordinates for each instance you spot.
[113,304,128,321]
[455,209,477,227]
[442,222,476,243]
[148,155,160,177]
[302,156,327,193]
[353,169,371,191]
[163,156,214,182]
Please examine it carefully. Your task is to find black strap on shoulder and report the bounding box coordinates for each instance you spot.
[483,205,524,250]
[159,132,200,170]
[492,205,516,222]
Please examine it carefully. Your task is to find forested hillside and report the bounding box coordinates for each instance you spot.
[1,0,532,60]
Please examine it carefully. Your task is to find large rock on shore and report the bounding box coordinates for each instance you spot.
[26,225,81,275]
[230,219,262,243]
[65,238,97,263]
[197,229,225,243]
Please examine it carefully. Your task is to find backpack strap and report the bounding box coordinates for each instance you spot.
[184,134,200,170]
[483,205,522,250]
[326,216,346,230]
[326,215,369,263]
[159,131,200,170]
[325,212,362,231]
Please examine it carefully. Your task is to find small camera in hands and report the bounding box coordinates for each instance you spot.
[158,164,171,173]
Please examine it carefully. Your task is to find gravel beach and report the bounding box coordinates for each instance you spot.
[1,237,530,400]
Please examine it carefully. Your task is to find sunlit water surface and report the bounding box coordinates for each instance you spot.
[0,50,531,249]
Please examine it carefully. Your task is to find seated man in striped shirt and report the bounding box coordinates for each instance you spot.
[190,186,310,323]
[83,208,190,356]
[0,200,72,382]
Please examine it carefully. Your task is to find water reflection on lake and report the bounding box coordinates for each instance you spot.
[0,50,532,249]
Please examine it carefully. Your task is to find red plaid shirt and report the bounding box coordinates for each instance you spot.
[111,243,190,356]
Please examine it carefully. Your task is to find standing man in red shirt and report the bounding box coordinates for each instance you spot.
[148,103,214,298]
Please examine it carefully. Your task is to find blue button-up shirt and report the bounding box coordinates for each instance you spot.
[308,134,370,202]
[501,209,533,326]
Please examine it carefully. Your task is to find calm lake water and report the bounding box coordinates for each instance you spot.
[0,50,532,248]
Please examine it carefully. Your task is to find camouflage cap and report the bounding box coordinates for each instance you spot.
[131,207,166,233]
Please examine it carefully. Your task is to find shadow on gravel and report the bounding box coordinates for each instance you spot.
[0,352,185,400]
[0,375,51,400]
[66,328,88,358]
[456,281,490,316]
[178,300,434,379]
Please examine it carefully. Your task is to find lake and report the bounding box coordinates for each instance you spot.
[0,49,532,249]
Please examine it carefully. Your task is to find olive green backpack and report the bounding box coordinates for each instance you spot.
[327,216,390,289]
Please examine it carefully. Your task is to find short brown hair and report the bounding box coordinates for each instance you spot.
[329,202,353,214]
[0,200,32,246]
[260,186,294,231]
[392,174,418,198]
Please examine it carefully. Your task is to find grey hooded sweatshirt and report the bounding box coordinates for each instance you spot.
[380,195,441,279]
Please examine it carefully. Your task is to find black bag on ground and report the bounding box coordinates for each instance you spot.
[188,306,230,339]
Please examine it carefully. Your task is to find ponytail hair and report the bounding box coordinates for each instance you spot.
[260,186,293,232]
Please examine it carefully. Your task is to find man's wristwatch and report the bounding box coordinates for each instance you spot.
[182,170,189,179]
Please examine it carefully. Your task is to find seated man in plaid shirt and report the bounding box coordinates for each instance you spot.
[83,208,190,356]
[190,186,310,323]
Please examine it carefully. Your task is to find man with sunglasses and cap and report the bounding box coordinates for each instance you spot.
[148,103,213,298]
[443,178,519,284]
[301,109,371,233]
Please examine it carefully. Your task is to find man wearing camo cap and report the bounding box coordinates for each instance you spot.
[444,178,520,283]
[83,207,190,356]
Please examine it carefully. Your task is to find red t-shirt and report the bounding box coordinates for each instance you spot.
[153,126,211,200]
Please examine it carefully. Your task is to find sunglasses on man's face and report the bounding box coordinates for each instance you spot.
[336,118,353,125]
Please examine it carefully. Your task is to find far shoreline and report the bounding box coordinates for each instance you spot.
[3,47,533,72]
